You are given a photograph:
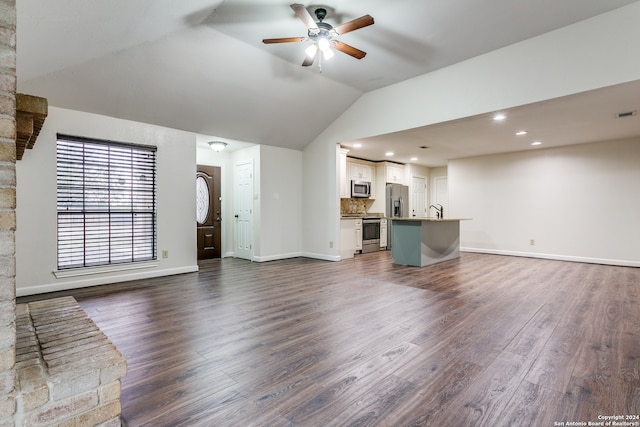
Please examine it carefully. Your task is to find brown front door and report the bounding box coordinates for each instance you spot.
[196,165,222,259]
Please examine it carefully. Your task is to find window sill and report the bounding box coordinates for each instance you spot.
[53,261,159,279]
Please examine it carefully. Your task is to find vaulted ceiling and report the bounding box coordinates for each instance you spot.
[16,0,640,166]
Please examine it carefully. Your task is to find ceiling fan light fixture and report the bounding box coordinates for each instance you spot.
[317,37,331,51]
[305,43,318,58]
[304,43,318,59]
[208,141,227,152]
[322,48,334,60]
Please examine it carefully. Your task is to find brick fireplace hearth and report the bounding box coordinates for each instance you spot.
[14,297,127,427]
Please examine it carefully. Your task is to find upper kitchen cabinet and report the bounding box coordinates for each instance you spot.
[348,161,374,183]
[378,162,406,185]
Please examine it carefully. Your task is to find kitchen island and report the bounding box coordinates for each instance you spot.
[391,218,468,267]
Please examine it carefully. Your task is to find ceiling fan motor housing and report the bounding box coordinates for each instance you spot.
[314,7,327,21]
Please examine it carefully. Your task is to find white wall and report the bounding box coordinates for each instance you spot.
[302,2,640,261]
[302,135,340,261]
[450,138,640,266]
[16,107,198,296]
[256,145,302,261]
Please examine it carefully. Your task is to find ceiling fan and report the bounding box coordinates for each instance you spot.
[262,4,374,67]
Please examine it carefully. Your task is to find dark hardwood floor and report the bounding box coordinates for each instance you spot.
[18,252,640,426]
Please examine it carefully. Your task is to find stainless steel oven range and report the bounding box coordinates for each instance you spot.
[361,216,381,253]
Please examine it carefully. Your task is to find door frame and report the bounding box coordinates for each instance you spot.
[197,162,226,258]
[196,165,222,259]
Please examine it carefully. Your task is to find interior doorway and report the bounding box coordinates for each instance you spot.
[234,160,253,260]
[196,165,222,260]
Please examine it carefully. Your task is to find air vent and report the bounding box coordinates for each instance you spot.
[616,110,637,118]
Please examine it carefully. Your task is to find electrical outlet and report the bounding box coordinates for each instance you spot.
[329,241,334,248]
[162,250,169,258]
[530,239,535,246]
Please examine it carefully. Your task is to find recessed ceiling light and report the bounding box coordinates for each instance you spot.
[385,151,394,156]
[493,113,507,121]
[531,141,542,146]
[516,131,528,136]
[410,157,418,161]
[353,143,362,148]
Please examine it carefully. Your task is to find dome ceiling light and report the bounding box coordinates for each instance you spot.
[208,141,228,152]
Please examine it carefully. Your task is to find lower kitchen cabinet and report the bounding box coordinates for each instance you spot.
[340,218,363,259]
[380,218,388,248]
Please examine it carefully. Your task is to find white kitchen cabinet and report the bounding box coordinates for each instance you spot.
[377,161,405,185]
[348,162,373,182]
[339,148,350,198]
[355,219,362,251]
[380,219,388,248]
[386,163,405,184]
[340,218,363,258]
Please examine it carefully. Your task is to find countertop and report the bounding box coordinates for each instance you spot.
[340,212,385,219]
[390,217,471,222]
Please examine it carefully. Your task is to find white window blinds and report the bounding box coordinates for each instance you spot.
[56,134,157,270]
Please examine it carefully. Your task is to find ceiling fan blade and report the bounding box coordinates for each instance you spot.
[262,37,306,44]
[333,15,374,35]
[291,3,319,31]
[302,52,316,67]
[333,41,367,59]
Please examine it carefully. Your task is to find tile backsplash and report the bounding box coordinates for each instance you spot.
[341,198,368,215]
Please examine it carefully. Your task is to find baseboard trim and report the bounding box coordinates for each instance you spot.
[300,252,341,262]
[250,252,341,263]
[17,265,200,297]
[461,247,640,268]
[252,252,303,262]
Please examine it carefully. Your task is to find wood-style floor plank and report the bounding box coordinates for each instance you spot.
[18,252,640,426]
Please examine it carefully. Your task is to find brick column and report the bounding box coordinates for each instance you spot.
[0,0,17,425]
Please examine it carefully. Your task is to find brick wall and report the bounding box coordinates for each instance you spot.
[14,297,127,427]
[0,0,16,426]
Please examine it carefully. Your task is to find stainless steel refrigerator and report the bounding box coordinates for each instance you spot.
[385,183,409,249]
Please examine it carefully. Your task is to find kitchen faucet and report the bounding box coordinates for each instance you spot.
[429,204,443,219]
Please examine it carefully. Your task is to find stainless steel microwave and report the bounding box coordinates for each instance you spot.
[351,180,371,198]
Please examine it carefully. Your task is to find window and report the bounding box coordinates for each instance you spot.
[56,134,157,270]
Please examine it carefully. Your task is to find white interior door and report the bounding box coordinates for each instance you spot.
[433,176,449,217]
[234,160,253,260]
[411,176,427,217]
